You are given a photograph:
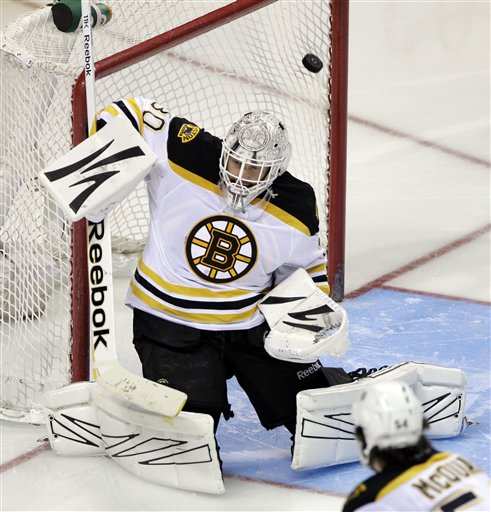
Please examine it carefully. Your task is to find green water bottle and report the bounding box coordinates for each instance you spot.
[51,0,112,33]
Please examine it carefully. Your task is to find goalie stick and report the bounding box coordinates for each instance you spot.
[77,1,186,416]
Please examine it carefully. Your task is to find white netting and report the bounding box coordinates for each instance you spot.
[1,0,335,422]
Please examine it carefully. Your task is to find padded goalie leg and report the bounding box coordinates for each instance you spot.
[91,386,225,494]
[292,362,468,470]
[44,382,104,456]
[44,382,224,494]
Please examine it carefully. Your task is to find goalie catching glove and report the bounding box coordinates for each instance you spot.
[258,269,350,363]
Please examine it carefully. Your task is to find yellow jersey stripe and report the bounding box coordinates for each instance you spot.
[305,263,329,295]
[377,452,451,499]
[99,104,119,118]
[168,159,221,195]
[307,263,327,275]
[168,159,311,236]
[317,284,331,295]
[130,281,258,323]
[138,258,254,298]
[256,199,311,236]
[126,98,144,135]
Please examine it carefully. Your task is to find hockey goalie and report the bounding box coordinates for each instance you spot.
[41,99,469,494]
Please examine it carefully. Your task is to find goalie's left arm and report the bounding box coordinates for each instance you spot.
[273,242,330,298]
[258,268,350,363]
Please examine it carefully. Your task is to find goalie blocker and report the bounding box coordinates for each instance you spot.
[39,115,156,222]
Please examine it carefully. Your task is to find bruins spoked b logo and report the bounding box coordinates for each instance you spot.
[186,215,257,283]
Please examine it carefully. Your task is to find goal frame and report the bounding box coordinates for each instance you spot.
[70,0,349,383]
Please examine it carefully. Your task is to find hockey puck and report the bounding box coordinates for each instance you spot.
[302,53,323,73]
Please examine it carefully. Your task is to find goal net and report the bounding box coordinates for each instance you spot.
[0,0,348,423]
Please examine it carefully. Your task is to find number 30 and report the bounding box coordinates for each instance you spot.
[142,102,169,132]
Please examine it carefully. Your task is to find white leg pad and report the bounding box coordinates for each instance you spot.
[44,382,224,494]
[292,362,467,470]
[44,381,104,456]
[92,386,225,494]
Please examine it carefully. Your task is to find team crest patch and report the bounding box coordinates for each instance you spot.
[185,215,257,283]
[177,123,200,143]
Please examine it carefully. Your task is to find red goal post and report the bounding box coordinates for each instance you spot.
[0,0,348,421]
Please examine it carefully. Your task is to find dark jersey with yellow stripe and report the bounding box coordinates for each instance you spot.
[343,450,490,511]
[97,97,328,330]
[167,115,320,236]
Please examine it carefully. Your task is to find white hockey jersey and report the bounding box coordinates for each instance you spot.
[343,451,491,512]
[97,97,328,330]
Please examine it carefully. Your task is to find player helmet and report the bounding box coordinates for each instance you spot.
[219,111,291,210]
[352,381,424,466]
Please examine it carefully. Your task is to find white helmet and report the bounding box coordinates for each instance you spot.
[219,111,291,210]
[351,381,424,466]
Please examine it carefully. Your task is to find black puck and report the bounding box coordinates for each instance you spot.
[302,53,323,73]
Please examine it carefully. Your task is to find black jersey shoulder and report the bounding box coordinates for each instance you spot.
[268,171,319,236]
[343,474,380,512]
[167,116,222,185]
[343,450,438,512]
[343,468,410,512]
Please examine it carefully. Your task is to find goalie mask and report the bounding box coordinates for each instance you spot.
[219,111,291,210]
[352,381,424,466]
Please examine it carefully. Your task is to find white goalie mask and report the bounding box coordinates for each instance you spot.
[219,111,292,210]
[352,381,424,466]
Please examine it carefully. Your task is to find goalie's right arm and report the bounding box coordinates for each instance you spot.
[39,108,158,222]
[39,96,176,223]
[96,97,172,142]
